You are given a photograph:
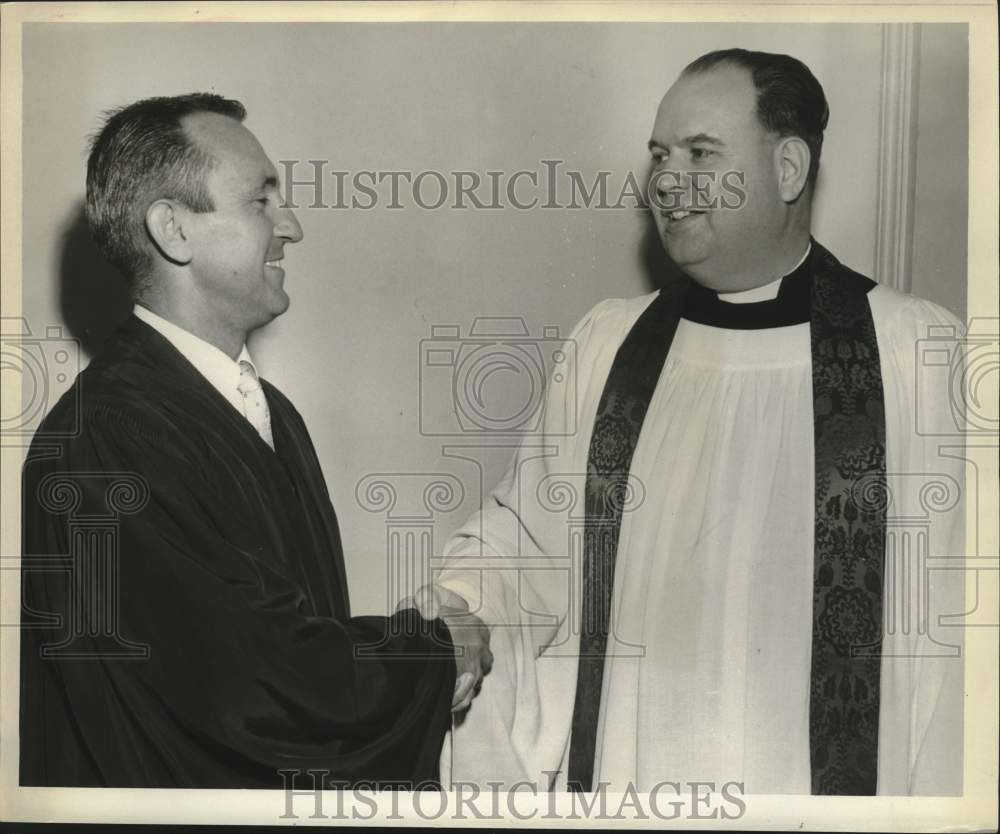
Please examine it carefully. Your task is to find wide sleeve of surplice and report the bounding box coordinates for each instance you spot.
[20,402,456,788]
[434,294,654,788]
[870,287,968,796]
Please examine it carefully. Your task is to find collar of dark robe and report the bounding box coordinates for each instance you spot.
[567,240,887,796]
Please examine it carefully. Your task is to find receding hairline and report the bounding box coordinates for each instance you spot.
[680,56,752,80]
[178,109,252,155]
[669,60,758,107]
[653,63,769,142]
[176,110,270,183]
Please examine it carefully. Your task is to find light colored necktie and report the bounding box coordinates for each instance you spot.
[237,360,274,450]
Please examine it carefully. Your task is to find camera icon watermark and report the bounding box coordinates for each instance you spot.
[1,317,81,438]
[419,317,576,436]
[915,317,999,437]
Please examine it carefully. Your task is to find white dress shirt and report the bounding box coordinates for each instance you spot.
[133,304,262,424]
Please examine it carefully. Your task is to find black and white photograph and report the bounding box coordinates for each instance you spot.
[1,1,997,830]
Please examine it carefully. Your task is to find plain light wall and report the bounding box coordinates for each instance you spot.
[911,24,969,323]
[21,23,967,615]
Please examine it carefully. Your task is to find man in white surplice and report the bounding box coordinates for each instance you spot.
[403,49,965,795]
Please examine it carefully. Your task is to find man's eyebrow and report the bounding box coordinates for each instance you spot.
[250,174,278,194]
[683,133,724,146]
[243,175,279,198]
[647,134,725,151]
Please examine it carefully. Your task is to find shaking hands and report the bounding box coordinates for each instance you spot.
[396,585,493,713]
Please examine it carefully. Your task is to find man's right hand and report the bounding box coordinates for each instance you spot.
[396,585,493,712]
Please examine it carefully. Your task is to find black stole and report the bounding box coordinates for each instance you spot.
[567,242,887,795]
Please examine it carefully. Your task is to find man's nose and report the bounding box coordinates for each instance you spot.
[651,169,689,211]
[654,168,692,194]
[275,206,304,244]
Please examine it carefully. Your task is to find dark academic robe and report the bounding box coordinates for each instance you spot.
[20,315,456,788]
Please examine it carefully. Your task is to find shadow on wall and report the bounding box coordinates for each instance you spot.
[59,200,132,359]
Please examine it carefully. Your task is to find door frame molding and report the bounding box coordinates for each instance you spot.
[874,22,922,292]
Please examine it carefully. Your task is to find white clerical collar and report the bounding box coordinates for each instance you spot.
[133,304,256,416]
[718,243,812,305]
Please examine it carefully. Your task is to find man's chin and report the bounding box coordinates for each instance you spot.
[262,276,291,314]
[661,244,739,291]
[270,292,291,318]
[254,290,291,327]
[662,237,709,273]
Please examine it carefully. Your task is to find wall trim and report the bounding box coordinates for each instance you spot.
[874,23,921,292]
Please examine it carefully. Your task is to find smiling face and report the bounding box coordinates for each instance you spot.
[648,64,794,291]
[181,112,303,336]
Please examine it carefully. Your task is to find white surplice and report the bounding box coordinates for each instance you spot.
[435,276,966,795]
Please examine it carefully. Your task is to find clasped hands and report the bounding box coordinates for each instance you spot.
[396,585,493,713]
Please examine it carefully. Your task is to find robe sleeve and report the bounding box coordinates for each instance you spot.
[871,290,967,795]
[438,297,648,640]
[433,296,651,787]
[22,402,456,788]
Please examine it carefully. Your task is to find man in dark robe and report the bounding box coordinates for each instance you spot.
[20,93,491,788]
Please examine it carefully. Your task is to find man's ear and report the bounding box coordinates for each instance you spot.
[775,136,810,203]
[145,199,193,266]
